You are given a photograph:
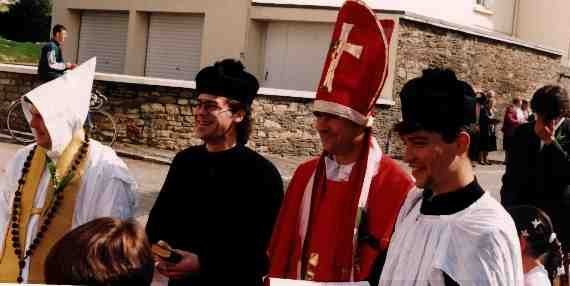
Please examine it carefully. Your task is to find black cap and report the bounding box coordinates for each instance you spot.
[396,68,476,134]
[194,59,259,107]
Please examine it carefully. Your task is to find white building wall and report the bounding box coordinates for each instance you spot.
[255,0,516,35]
[516,0,570,65]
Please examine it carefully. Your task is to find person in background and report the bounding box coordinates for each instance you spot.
[485,89,497,100]
[502,97,524,164]
[522,99,532,122]
[478,97,500,165]
[38,24,76,82]
[501,85,570,278]
[468,92,485,163]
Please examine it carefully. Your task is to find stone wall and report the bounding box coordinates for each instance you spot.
[391,19,562,151]
[0,71,396,158]
[0,18,562,159]
[559,66,570,91]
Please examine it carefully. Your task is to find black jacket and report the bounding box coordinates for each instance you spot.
[146,145,284,286]
[501,119,570,247]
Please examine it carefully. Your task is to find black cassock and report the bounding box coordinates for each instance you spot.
[146,144,284,286]
[501,119,570,251]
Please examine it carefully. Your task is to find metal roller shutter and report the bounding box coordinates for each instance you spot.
[78,11,128,74]
[145,13,204,80]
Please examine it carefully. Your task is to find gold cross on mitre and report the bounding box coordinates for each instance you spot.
[323,22,363,93]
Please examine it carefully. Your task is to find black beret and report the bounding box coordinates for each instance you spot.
[195,59,259,107]
[397,68,476,134]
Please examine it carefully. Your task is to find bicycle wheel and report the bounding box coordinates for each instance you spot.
[87,110,117,146]
[90,89,106,110]
[6,101,35,144]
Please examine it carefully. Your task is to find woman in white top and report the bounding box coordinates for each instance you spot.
[507,206,564,286]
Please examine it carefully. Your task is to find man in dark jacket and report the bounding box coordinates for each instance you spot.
[145,59,283,286]
[501,85,570,252]
[38,24,76,82]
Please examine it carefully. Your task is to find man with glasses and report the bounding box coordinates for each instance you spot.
[145,59,283,286]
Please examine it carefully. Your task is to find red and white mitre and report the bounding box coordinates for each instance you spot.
[314,0,392,126]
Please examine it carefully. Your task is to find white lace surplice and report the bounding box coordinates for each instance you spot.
[379,190,524,286]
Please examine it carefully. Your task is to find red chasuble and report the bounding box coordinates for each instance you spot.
[268,155,413,282]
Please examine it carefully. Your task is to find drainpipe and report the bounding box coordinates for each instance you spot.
[511,0,520,37]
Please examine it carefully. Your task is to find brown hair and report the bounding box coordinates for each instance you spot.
[530,85,570,121]
[45,217,154,286]
[52,24,66,36]
[227,98,253,145]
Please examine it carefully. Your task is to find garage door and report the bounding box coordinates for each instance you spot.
[263,21,333,91]
[78,11,128,74]
[145,13,204,80]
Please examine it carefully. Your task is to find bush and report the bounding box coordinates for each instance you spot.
[0,0,52,42]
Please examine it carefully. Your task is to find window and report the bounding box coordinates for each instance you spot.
[476,0,490,8]
[474,0,493,15]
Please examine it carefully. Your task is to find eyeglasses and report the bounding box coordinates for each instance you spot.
[190,99,231,114]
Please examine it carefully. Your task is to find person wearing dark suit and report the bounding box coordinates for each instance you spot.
[478,97,500,164]
[501,85,570,253]
[502,97,524,164]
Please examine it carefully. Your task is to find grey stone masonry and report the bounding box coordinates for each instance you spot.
[391,19,561,153]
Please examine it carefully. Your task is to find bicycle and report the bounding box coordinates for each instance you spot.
[5,89,118,146]
[86,90,118,146]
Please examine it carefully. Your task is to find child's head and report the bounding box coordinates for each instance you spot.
[508,205,564,280]
[45,217,154,286]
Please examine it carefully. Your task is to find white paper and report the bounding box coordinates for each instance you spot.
[269,278,370,286]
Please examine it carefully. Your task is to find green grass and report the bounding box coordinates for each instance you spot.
[0,36,41,65]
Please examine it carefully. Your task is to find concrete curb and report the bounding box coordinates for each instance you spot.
[115,149,172,165]
[0,132,174,165]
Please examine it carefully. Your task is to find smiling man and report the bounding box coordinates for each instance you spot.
[267,1,413,285]
[379,69,523,286]
[145,59,284,286]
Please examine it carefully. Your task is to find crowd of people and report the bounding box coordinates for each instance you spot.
[469,90,533,166]
[0,1,569,286]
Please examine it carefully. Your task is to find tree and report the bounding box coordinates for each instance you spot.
[0,0,52,42]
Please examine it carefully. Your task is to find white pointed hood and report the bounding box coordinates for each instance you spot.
[23,57,96,157]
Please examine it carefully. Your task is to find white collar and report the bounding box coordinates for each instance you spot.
[325,155,356,182]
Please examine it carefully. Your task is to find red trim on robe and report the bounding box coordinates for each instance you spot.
[267,155,413,281]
